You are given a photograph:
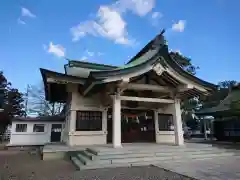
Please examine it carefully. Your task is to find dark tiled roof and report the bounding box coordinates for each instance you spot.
[196,88,240,116]
[12,115,65,122]
[66,60,118,70]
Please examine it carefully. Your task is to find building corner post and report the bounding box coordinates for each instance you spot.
[112,95,122,148]
[173,99,184,146]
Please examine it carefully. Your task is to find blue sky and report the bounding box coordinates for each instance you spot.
[0,0,239,92]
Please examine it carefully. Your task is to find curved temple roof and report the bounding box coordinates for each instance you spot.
[41,30,216,101]
[79,30,216,95]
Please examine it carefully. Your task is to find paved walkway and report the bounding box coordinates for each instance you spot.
[156,156,240,180]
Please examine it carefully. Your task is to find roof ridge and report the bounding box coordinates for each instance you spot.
[126,29,166,64]
[66,59,118,68]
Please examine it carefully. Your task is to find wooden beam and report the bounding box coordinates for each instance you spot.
[119,83,175,93]
[83,82,96,96]
[117,95,175,104]
[47,77,85,85]
[177,84,194,92]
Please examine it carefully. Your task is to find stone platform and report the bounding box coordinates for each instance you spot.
[42,143,240,171]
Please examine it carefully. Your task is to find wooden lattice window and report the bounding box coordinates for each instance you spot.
[15,124,27,132]
[33,124,45,132]
[76,111,102,131]
[158,114,174,131]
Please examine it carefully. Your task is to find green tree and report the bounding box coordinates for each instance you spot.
[170,51,201,126]
[4,88,26,117]
[200,80,237,110]
[170,51,199,75]
[0,71,26,133]
[218,80,237,89]
[171,53,239,127]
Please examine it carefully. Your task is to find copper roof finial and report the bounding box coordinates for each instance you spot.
[151,29,166,49]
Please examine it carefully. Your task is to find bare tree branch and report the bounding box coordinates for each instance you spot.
[26,83,64,116]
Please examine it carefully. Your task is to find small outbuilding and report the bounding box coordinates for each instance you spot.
[196,85,240,142]
[8,116,64,146]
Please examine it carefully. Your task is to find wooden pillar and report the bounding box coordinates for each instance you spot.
[112,95,122,148]
[69,110,76,133]
[173,99,184,146]
[203,119,208,140]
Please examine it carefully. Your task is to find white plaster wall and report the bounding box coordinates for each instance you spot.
[156,131,175,144]
[154,100,184,145]
[67,84,108,146]
[65,83,183,146]
[62,101,71,143]
[9,121,64,146]
[154,105,175,144]
[69,132,107,146]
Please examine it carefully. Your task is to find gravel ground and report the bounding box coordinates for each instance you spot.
[0,149,194,180]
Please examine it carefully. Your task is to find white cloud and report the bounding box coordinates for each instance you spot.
[86,50,94,57]
[151,11,162,19]
[71,6,132,45]
[18,7,36,25]
[45,42,65,58]
[97,52,104,56]
[21,7,36,18]
[80,49,104,61]
[172,20,186,32]
[17,18,26,25]
[114,0,155,16]
[70,0,156,45]
[96,6,131,44]
[70,21,97,41]
[81,56,88,60]
[150,11,162,26]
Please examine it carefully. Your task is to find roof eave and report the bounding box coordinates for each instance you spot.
[40,68,87,101]
[90,46,168,80]
[66,59,118,70]
[167,54,217,91]
[126,29,166,64]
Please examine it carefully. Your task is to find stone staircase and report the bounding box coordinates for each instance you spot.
[68,144,240,170]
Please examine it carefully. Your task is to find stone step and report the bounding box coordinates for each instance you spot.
[157,155,240,165]
[70,151,238,171]
[70,156,82,170]
[87,147,232,157]
[93,152,156,160]
[94,149,230,160]
[76,153,111,165]
[155,149,235,156]
[75,151,236,166]
[129,153,239,167]
[81,150,95,160]
[87,147,222,156]
[114,152,236,164]
[80,162,131,170]
[89,144,214,153]
[76,153,90,165]
[71,153,239,171]
[70,155,130,170]
[71,157,155,170]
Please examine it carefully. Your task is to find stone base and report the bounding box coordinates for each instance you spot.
[42,151,66,160]
[156,131,175,144]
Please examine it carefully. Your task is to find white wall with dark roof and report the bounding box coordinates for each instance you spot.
[8,121,64,146]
